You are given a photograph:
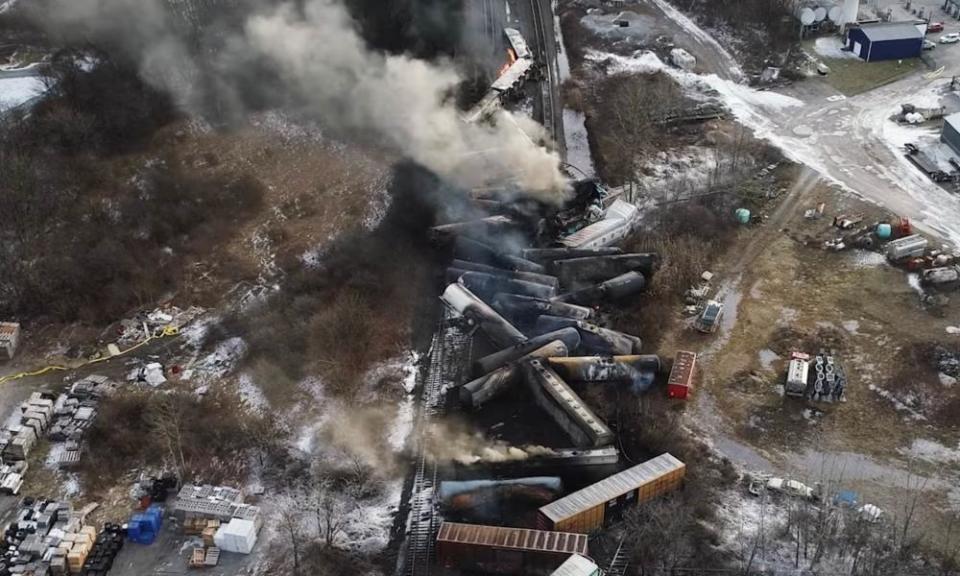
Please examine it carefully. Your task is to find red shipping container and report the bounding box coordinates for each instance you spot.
[667,351,696,400]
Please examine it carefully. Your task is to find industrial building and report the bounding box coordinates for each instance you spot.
[942,112,960,156]
[537,453,685,533]
[845,22,924,62]
[436,522,588,575]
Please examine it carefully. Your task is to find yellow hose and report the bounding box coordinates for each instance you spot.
[0,326,180,385]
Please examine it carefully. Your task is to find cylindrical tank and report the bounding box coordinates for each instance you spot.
[828,5,843,22]
[735,208,751,224]
[876,223,892,239]
[440,283,526,348]
[430,216,519,241]
[474,328,581,375]
[454,237,544,272]
[460,341,569,407]
[554,271,647,306]
[547,355,662,383]
[451,260,559,288]
[798,7,816,25]
[840,0,858,26]
[492,293,594,324]
[532,316,641,355]
[458,271,556,300]
[814,6,827,21]
[551,253,660,285]
[522,247,622,262]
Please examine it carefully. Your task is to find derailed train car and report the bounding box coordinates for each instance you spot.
[537,453,685,533]
[523,359,613,448]
[436,522,589,575]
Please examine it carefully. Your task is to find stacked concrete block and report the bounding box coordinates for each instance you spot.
[2,500,98,576]
[171,484,263,535]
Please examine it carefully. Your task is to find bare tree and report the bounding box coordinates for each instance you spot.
[148,394,188,482]
[278,499,306,576]
[308,473,355,548]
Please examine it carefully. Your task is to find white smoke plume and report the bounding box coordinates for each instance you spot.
[38,0,570,201]
[424,420,555,465]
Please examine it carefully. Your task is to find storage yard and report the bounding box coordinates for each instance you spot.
[1,0,960,574]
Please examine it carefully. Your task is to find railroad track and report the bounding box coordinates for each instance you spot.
[529,0,565,159]
[607,537,631,576]
[399,313,472,576]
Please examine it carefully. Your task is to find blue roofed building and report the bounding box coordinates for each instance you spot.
[846,22,924,62]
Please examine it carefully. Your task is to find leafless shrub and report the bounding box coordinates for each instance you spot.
[586,73,687,186]
[80,388,286,492]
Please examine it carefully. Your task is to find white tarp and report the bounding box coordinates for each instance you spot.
[213,518,258,554]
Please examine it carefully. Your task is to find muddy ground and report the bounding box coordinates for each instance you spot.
[651,180,960,537]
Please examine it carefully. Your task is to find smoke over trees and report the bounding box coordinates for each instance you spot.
[29,0,569,200]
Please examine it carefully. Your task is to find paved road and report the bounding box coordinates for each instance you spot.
[645,0,960,248]
[770,74,960,248]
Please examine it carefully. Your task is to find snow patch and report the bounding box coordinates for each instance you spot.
[0,76,44,111]
[238,372,269,412]
[648,0,743,79]
[902,438,960,464]
[813,37,859,60]
[758,349,780,371]
[338,480,402,555]
[192,337,248,382]
[563,108,595,178]
[842,320,860,334]
[637,145,721,197]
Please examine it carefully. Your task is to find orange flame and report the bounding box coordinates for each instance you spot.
[497,48,518,76]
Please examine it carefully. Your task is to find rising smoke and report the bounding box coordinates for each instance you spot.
[35,0,569,201]
[424,420,555,465]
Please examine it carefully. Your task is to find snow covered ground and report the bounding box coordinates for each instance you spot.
[0,76,44,111]
[813,36,858,60]
[563,109,595,177]
[587,41,960,248]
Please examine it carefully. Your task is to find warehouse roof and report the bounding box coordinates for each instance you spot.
[437,522,588,555]
[539,453,685,523]
[859,22,923,42]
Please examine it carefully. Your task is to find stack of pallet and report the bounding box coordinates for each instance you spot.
[64,526,97,575]
[188,546,220,569]
[46,376,119,469]
[0,460,27,495]
[1,499,99,576]
[79,524,124,576]
[0,392,56,461]
[183,517,221,545]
